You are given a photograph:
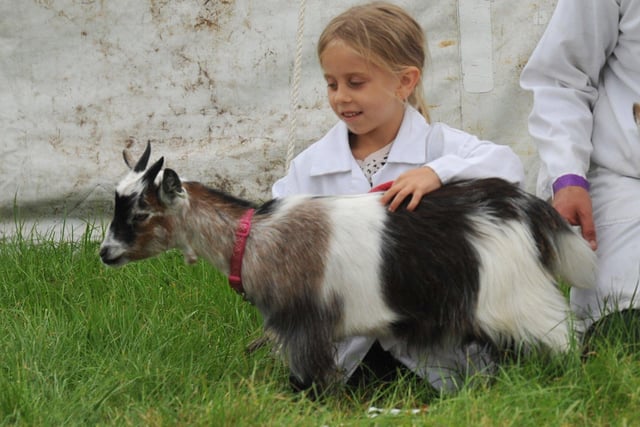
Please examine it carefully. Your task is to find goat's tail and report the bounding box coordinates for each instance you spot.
[553,230,597,289]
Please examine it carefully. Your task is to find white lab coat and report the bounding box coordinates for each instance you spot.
[273,106,523,196]
[520,0,640,322]
[272,106,524,391]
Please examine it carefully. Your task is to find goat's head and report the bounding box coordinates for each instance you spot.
[634,103,640,127]
[100,143,187,267]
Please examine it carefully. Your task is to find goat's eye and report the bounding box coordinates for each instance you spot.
[132,213,150,224]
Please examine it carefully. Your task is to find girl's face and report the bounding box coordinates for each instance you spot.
[321,40,410,148]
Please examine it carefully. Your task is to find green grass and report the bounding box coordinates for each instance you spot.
[1,222,640,426]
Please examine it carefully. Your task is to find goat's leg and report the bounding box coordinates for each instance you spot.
[268,299,342,392]
[286,326,337,392]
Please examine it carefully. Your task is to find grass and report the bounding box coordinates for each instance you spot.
[1,222,640,426]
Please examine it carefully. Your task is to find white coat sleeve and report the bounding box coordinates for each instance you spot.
[425,127,525,188]
[519,0,619,195]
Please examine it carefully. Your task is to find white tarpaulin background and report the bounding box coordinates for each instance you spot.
[0,0,556,239]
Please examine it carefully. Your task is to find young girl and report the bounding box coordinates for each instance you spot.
[272,2,524,392]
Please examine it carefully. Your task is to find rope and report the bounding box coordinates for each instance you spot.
[286,0,307,172]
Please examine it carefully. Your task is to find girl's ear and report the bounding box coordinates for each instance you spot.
[397,66,421,101]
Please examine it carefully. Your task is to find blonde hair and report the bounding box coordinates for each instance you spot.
[317,2,431,122]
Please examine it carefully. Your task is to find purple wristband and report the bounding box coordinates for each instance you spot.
[552,174,590,194]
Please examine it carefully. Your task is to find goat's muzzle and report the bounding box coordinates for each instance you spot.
[99,245,127,267]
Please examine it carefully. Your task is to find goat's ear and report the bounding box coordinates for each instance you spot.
[634,103,640,126]
[161,168,183,202]
[142,156,164,187]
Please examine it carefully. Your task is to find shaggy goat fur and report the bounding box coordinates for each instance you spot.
[100,143,597,389]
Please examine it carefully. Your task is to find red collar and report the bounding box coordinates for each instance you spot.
[370,181,393,193]
[229,208,255,295]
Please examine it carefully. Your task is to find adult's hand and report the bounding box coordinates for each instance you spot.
[553,185,597,250]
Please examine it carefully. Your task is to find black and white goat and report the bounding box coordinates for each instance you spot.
[100,143,596,389]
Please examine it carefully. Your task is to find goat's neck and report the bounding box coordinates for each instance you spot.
[174,182,254,275]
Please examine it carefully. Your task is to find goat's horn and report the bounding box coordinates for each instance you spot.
[142,157,164,186]
[133,142,152,173]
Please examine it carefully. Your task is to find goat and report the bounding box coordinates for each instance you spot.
[100,143,596,390]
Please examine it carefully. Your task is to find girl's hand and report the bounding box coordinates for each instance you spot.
[381,166,442,212]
